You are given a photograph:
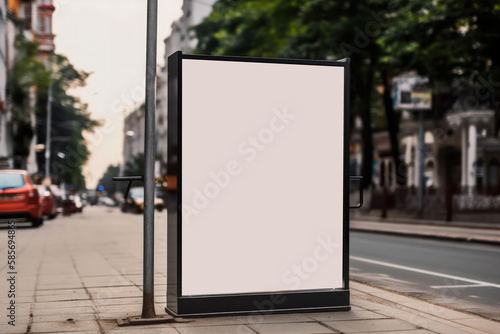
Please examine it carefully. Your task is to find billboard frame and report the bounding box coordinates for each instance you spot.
[166,51,351,316]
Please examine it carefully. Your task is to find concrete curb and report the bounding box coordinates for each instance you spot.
[351,214,500,230]
[350,227,500,246]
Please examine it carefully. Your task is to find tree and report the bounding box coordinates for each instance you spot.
[35,53,101,190]
[6,35,50,165]
[194,0,393,188]
[123,153,145,177]
[378,0,500,113]
[376,0,500,184]
[96,164,121,196]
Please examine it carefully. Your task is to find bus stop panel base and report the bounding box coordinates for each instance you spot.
[165,289,350,317]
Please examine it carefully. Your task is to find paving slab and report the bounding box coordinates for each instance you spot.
[29,320,101,333]
[248,322,334,334]
[304,310,388,322]
[177,324,255,334]
[106,329,179,334]
[324,318,417,333]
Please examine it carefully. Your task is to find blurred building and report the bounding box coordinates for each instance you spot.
[1,1,7,135]
[123,0,216,177]
[0,0,13,169]
[123,103,145,161]
[9,0,55,56]
[0,0,55,171]
[156,0,216,174]
[0,0,16,168]
[367,81,500,221]
[35,0,55,60]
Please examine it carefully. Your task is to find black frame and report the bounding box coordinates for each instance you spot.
[166,51,351,316]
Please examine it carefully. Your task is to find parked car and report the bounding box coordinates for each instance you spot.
[121,187,164,213]
[98,196,116,207]
[37,186,57,219]
[0,170,43,227]
[73,194,84,213]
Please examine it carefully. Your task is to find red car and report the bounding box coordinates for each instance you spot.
[0,170,43,227]
[37,186,57,219]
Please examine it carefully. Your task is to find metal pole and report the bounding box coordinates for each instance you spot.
[45,58,52,179]
[45,84,52,178]
[417,111,424,212]
[142,0,158,319]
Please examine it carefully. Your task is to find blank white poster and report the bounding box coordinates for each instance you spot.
[181,58,345,296]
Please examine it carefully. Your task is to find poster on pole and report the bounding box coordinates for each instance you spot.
[392,75,432,110]
[166,52,350,316]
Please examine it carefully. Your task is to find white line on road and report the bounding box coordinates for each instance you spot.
[350,256,500,289]
[430,284,487,289]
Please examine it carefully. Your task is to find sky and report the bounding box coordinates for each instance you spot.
[52,0,183,188]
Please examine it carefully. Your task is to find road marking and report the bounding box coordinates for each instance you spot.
[352,232,500,253]
[350,256,500,289]
[431,284,487,289]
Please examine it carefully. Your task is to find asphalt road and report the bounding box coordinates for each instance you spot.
[351,231,500,320]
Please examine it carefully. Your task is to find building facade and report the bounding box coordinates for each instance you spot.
[123,103,145,164]
[125,0,217,177]
[369,95,500,220]
[1,0,6,110]
[35,0,55,60]
[156,0,216,175]
[0,0,56,171]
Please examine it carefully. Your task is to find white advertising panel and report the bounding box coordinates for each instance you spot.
[180,58,345,296]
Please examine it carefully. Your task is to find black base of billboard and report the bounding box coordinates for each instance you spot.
[165,289,350,317]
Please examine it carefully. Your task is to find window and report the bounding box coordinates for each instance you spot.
[38,15,44,33]
[0,173,26,190]
[21,3,32,30]
[45,16,51,34]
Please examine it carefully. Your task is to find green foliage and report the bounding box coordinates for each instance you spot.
[194,0,390,187]
[6,33,99,190]
[124,153,145,177]
[195,0,303,57]
[193,0,500,187]
[96,164,121,195]
[378,0,500,82]
[6,36,50,158]
[35,53,101,191]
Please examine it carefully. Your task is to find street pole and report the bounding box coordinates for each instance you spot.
[142,0,158,319]
[45,58,52,179]
[417,110,424,213]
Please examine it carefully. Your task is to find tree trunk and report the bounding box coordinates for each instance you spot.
[360,70,374,190]
[382,69,405,185]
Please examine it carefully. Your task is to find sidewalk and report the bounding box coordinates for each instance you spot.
[352,211,500,229]
[1,206,499,333]
[351,219,500,245]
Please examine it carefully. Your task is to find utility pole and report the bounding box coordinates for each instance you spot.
[142,0,158,319]
[417,110,424,213]
[45,57,53,179]
[114,0,172,325]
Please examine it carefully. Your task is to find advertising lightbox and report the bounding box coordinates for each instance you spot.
[166,52,350,316]
[392,75,432,110]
